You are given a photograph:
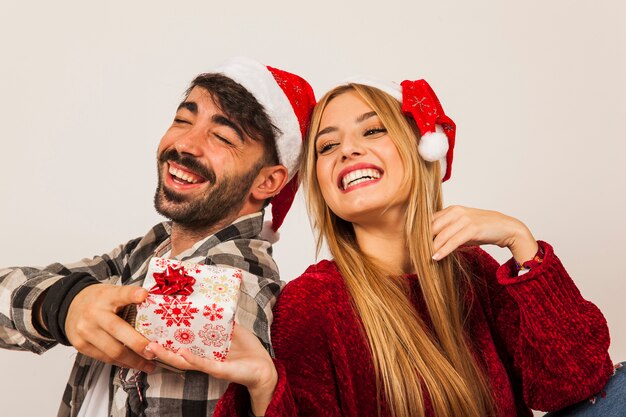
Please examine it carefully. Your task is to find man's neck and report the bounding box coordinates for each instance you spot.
[169,215,237,258]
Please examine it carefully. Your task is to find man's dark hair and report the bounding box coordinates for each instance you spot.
[186,73,280,167]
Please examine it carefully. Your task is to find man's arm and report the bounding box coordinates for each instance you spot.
[0,265,61,353]
[0,241,156,372]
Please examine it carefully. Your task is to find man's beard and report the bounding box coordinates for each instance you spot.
[154,149,263,228]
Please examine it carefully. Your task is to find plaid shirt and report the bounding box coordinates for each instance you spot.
[0,211,282,417]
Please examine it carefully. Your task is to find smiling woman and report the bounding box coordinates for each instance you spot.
[314,92,409,227]
[145,77,623,417]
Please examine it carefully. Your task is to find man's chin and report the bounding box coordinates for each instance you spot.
[153,166,257,229]
[155,202,198,226]
[158,182,204,204]
[154,189,189,218]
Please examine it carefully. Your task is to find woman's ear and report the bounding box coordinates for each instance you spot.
[250,164,289,202]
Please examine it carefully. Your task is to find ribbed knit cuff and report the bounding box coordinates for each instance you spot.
[495,240,606,342]
[497,240,553,284]
[41,272,100,346]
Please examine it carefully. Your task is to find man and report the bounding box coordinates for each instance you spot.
[0,57,315,416]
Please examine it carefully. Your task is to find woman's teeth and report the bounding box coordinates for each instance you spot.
[342,168,381,190]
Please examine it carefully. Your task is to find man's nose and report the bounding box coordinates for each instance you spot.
[173,129,204,156]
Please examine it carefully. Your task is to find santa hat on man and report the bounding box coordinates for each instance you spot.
[213,57,316,241]
[334,76,456,182]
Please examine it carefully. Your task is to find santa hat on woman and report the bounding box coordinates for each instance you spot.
[212,57,316,241]
[333,76,456,182]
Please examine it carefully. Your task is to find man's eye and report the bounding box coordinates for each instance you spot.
[364,127,387,136]
[174,118,190,125]
[215,134,234,146]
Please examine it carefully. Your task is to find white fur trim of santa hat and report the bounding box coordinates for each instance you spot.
[340,76,403,102]
[213,57,302,181]
[335,76,449,175]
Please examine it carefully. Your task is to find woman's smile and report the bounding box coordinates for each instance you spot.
[337,163,384,192]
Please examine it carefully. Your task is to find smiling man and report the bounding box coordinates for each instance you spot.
[0,57,315,417]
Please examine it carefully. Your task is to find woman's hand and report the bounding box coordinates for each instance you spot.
[431,205,538,262]
[147,324,277,415]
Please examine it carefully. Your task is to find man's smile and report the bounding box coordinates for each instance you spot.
[168,161,207,184]
[165,161,209,191]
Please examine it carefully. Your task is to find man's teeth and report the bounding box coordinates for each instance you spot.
[169,165,199,184]
[342,168,381,190]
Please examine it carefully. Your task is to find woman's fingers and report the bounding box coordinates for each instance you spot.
[432,225,478,260]
[147,342,195,371]
[147,342,233,381]
[432,206,515,260]
[431,205,457,236]
[432,206,478,260]
[432,213,471,253]
[177,348,227,377]
[145,326,273,388]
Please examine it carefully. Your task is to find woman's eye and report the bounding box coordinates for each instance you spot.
[364,127,387,136]
[317,142,337,154]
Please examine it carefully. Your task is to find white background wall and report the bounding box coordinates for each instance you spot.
[0,1,624,415]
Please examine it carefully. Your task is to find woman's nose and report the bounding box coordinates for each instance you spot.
[340,136,365,161]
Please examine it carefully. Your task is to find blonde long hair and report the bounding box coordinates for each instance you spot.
[303,84,496,417]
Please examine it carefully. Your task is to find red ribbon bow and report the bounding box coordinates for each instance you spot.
[149,264,196,296]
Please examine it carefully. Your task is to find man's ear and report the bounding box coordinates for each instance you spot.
[250,164,289,202]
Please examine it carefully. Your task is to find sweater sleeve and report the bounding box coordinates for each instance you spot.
[469,241,613,412]
[214,268,344,417]
[0,238,140,353]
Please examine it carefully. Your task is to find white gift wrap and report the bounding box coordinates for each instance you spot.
[135,257,242,361]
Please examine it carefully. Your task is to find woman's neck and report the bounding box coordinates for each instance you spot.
[353,220,412,274]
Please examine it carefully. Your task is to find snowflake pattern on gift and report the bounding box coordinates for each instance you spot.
[135,314,153,336]
[153,325,169,339]
[198,274,238,303]
[163,339,179,353]
[174,328,195,344]
[188,345,207,358]
[136,259,242,357]
[203,303,224,321]
[199,324,228,347]
[153,295,199,327]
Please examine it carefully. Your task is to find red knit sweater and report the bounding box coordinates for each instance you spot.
[215,242,613,416]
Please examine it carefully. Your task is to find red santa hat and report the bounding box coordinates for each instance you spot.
[337,77,455,182]
[213,57,315,240]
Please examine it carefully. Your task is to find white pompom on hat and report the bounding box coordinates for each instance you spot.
[334,76,456,182]
[211,57,316,233]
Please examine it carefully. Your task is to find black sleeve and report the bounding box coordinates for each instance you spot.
[40,272,100,345]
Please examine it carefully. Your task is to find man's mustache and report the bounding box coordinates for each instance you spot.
[159,149,217,184]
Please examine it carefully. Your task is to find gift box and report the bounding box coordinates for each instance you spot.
[134,257,242,362]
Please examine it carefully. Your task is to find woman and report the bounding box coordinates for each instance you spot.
[148,78,623,416]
